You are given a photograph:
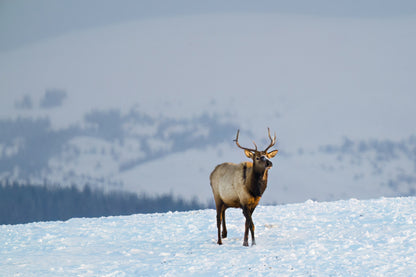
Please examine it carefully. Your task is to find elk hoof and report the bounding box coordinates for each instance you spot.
[243,241,249,247]
[222,231,227,238]
[217,240,223,245]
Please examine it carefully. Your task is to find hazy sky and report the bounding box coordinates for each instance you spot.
[1,0,416,52]
[1,0,416,203]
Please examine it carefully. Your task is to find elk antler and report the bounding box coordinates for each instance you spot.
[234,130,258,152]
[263,128,277,153]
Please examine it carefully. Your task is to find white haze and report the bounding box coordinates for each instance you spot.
[1,7,416,204]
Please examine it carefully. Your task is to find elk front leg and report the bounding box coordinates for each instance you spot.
[243,218,250,246]
[250,221,256,246]
[242,206,255,246]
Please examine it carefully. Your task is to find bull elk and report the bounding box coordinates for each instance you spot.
[210,128,278,246]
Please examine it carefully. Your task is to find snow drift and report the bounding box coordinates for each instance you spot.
[1,197,416,276]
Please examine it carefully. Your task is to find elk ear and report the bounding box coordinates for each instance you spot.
[244,150,254,159]
[266,150,278,158]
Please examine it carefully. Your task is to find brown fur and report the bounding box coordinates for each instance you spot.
[210,129,278,246]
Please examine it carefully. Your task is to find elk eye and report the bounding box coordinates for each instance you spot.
[255,157,260,160]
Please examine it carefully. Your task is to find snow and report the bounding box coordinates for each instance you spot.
[2,197,416,276]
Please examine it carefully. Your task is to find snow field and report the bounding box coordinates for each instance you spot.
[1,197,416,276]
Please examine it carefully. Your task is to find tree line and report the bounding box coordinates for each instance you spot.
[0,181,209,225]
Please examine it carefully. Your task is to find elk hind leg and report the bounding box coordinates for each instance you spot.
[221,207,227,238]
[216,202,224,245]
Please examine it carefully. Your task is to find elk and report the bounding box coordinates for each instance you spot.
[210,128,278,246]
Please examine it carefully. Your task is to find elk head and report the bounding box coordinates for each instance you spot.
[234,128,278,170]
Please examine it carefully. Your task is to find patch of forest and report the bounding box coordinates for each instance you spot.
[0,181,209,225]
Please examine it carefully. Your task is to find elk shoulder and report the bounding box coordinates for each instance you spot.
[210,162,255,208]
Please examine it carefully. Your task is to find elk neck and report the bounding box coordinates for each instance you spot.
[243,164,269,198]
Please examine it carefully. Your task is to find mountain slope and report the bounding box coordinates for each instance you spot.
[1,197,416,276]
[1,13,416,203]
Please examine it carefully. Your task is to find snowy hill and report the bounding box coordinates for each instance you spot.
[1,11,416,204]
[1,197,416,276]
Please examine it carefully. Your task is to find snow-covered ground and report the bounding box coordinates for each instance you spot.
[2,197,416,276]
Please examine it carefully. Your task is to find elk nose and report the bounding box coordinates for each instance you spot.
[266,160,273,168]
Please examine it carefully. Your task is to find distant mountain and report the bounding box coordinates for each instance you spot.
[0,107,236,192]
[1,12,416,204]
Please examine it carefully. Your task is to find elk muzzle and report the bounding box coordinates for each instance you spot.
[260,156,273,168]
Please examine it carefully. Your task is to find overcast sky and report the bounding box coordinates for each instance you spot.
[1,0,416,52]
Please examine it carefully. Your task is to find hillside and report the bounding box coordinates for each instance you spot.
[1,197,416,276]
[1,12,416,204]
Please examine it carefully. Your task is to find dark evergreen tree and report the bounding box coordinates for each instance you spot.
[0,180,208,225]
